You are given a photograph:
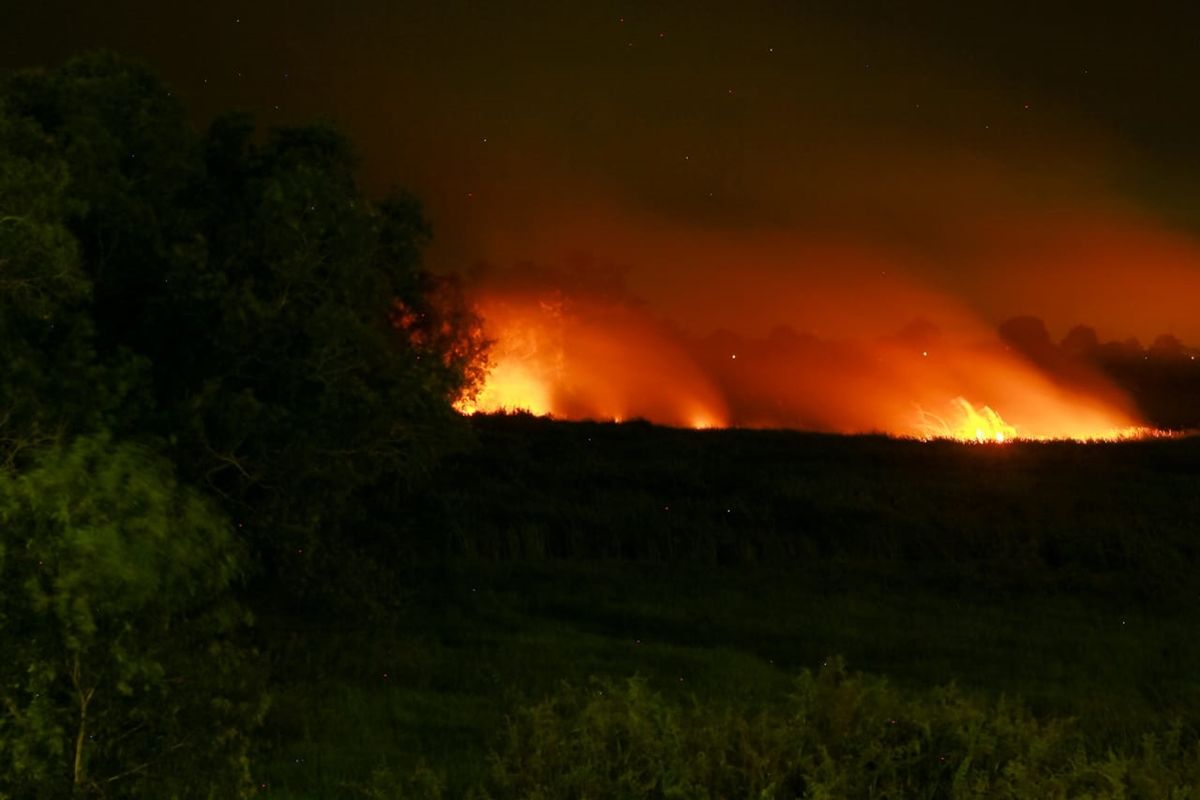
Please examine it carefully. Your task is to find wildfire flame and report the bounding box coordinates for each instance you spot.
[457,360,553,416]
[914,397,1162,443]
[455,288,1173,442]
[453,291,728,429]
[919,398,1016,443]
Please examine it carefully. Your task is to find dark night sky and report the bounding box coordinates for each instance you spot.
[6,1,1200,340]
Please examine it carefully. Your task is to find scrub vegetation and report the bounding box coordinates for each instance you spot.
[256,415,1200,798]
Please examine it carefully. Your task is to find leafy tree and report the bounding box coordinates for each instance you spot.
[0,434,263,798]
[0,49,483,795]
[165,117,481,565]
[1,51,200,356]
[2,53,486,575]
[486,661,1200,799]
[0,99,123,468]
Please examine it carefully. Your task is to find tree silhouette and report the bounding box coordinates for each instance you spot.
[2,52,485,568]
[0,51,485,792]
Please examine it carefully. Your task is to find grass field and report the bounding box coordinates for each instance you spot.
[251,415,1200,797]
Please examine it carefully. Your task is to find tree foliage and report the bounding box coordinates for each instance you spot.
[166,116,479,559]
[0,435,262,798]
[485,661,1200,799]
[0,50,482,793]
[0,98,113,467]
[1,52,484,565]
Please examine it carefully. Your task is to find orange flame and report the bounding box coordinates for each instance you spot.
[454,291,728,430]
[915,397,1160,443]
[456,287,1169,441]
[919,398,1017,443]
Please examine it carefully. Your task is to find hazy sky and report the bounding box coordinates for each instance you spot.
[6,0,1200,340]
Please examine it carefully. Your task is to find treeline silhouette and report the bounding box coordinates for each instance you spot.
[998,315,1200,428]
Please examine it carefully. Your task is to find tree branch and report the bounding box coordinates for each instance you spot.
[70,654,96,790]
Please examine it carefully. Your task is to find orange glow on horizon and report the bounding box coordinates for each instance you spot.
[916,397,1159,443]
[453,290,729,430]
[453,285,1174,442]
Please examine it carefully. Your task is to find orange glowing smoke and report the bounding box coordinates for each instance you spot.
[454,285,1160,441]
[456,290,727,430]
[917,397,1152,443]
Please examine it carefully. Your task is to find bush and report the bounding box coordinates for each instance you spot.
[0,434,264,798]
[485,659,1200,799]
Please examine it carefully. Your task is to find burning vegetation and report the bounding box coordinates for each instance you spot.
[454,274,1195,442]
[455,290,727,430]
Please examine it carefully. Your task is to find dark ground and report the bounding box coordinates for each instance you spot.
[254,415,1200,796]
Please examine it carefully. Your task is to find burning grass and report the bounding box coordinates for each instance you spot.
[454,286,1186,442]
[914,396,1177,443]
